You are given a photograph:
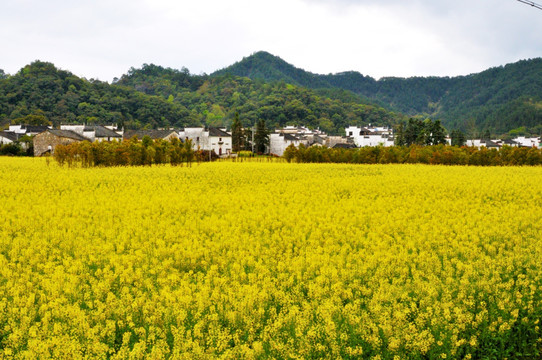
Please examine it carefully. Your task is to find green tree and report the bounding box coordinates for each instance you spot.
[450,129,466,147]
[254,119,269,154]
[394,122,406,146]
[231,112,244,153]
[430,120,447,145]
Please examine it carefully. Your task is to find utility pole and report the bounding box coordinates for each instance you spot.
[517,0,542,10]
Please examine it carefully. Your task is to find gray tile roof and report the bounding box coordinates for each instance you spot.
[93,125,122,138]
[48,130,90,141]
[208,127,231,137]
[333,143,357,149]
[0,131,18,142]
[20,125,50,134]
[123,129,178,140]
[283,133,300,141]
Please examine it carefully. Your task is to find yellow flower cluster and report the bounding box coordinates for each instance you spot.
[1,157,541,359]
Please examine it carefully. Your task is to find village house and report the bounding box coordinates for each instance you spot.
[0,131,18,145]
[8,124,51,136]
[60,125,123,142]
[179,127,232,156]
[269,133,307,156]
[512,136,541,148]
[33,129,90,156]
[269,126,352,156]
[345,125,394,147]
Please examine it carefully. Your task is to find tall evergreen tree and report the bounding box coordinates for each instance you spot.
[231,112,243,153]
[451,129,466,146]
[254,119,269,154]
[430,120,447,145]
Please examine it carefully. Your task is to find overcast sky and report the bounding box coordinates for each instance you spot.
[2,0,541,82]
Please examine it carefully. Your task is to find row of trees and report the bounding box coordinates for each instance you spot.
[230,112,270,153]
[53,137,199,167]
[283,144,542,166]
[394,118,447,146]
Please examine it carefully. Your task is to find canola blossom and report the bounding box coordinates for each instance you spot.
[1,157,542,359]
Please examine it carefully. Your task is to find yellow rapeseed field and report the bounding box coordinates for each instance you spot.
[1,157,541,359]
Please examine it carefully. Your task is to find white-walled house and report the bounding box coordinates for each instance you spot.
[8,125,51,136]
[0,131,18,145]
[512,136,541,148]
[269,126,353,156]
[179,127,232,156]
[345,126,394,147]
[465,139,501,148]
[208,128,232,156]
[269,133,308,156]
[61,125,122,142]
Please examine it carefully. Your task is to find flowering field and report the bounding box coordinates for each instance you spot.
[1,158,542,359]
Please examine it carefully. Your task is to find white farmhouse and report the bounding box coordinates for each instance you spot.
[512,136,541,148]
[345,126,394,147]
[465,139,501,149]
[61,125,122,142]
[8,125,51,136]
[179,127,232,156]
[0,131,18,145]
[269,133,308,156]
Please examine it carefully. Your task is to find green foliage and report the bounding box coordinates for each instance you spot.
[254,119,269,154]
[284,144,542,166]
[231,112,243,152]
[120,65,405,135]
[11,113,51,125]
[1,60,404,135]
[0,143,24,156]
[450,129,467,147]
[397,118,447,146]
[214,52,542,135]
[0,61,192,129]
[53,138,196,167]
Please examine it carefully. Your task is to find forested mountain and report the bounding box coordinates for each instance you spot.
[0,61,193,130]
[215,51,542,135]
[116,64,404,133]
[4,52,541,136]
[0,61,405,135]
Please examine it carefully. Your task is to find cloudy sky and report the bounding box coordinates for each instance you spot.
[2,0,541,82]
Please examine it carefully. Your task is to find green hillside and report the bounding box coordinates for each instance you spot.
[214,51,542,135]
[0,61,405,134]
[117,64,405,133]
[0,61,193,130]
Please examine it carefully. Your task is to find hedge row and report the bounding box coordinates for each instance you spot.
[283,144,542,166]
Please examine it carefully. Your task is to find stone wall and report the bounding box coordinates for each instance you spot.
[33,132,82,157]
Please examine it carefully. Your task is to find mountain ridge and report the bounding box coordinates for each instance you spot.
[213,51,542,134]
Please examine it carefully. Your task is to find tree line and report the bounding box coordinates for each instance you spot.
[53,137,203,167]
[283,144,542,166]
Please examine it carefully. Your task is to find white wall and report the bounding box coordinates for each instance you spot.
[0,135,14,145]
[346,126,394,147]
[270,134,303,156]
[209,136,232,155]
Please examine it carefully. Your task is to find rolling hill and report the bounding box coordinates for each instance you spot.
[214,51,542,135]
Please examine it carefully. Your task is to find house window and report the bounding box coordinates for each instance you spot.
[219,137,222,141]
[196,137,199,142]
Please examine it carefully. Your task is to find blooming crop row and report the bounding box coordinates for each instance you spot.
[1,158,541,359]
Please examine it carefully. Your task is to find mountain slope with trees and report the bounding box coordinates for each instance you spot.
[0,61,194,130]
[214,51,542,135]
[0,61,405,134]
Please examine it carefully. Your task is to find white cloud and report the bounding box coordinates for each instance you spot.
[1,0,541,81]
